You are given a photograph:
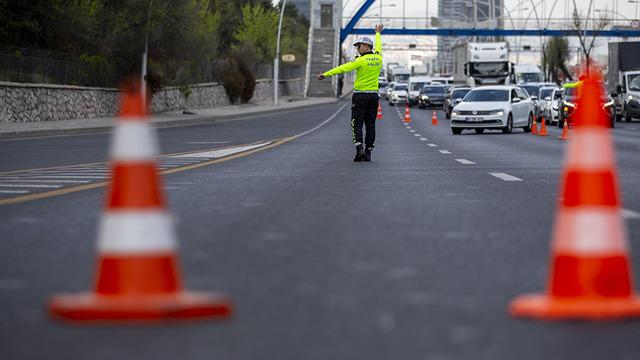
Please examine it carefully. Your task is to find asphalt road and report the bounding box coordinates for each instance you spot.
[1,100,640,359]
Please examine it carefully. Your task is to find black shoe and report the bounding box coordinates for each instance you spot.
[363,149,372,162]
[353,146,365,162]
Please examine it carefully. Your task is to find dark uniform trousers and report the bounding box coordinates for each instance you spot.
[351,92,379,149]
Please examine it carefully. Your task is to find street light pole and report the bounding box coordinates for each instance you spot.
[274,0,287,106]
[141,0,153,108]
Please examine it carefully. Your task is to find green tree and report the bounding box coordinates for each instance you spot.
[544,37,572,83]
[234,4,278,62]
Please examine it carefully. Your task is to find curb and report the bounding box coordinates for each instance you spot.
[0,98,344,140]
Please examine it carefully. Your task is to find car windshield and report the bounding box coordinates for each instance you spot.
[628,74,640,91]
[394,85,408,91]
[564,86,579,97]
[464,89,509,102]
[422,86,446,94]
[410,82,425,91]
[553,90,562,99]
[522,86,540,97]
[539,88,554,99]
[451,89,470,99]
[517,72,542,83]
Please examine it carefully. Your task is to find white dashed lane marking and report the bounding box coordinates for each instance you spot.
[409,130,415,133]
[490,172,523,182]
[414,134,421,137]
[455,159,476,165]
[439,150,452,154]
[420,138,428,141]
[427,143,438,147]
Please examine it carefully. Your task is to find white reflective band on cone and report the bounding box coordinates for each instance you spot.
[110,121,159,161]
[98,211,177,253]
[565,129,615,171]
[552,207,629,255]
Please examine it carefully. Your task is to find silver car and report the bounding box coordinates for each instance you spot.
[450,86,536,135]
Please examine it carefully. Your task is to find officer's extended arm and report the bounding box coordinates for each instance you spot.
[322,59,362,78]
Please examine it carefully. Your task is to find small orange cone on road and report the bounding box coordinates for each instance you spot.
[531,115,539,135]
[558,120,570,140]
[376,103,383,120]
[509,70,640,320]
[431,111,438,126]
[404,105,411,123]
[49,84,232,322]
[538,116,549,136]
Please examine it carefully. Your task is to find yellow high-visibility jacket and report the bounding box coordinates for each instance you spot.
[323,32,382,91]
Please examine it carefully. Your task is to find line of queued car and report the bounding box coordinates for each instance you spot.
[377,78,616,135]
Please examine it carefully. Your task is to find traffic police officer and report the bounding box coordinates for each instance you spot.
[317,24,383,162]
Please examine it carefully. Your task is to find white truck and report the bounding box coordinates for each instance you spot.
[407,76,430,106]
[389,67,411,83]
[608,41,640,122]
[452,42,514,87]
[514,64,544,84]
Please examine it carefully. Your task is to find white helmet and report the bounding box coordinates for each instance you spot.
[353,36,374,47]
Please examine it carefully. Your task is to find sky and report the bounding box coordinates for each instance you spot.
[341,0,640,67]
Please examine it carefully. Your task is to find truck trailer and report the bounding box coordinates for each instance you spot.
[608,41,640,122]
[452,42,514,87]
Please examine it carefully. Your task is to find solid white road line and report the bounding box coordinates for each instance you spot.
[184,141,230,145]
[0,179,90,183]
[427,143,438,147]
[622,209,640,219]
[490,172,523,182]
[439,150,452,154]
[0,184,62,188]
[0,190,29,194]
[25,175,107,179]
[455,159,476,165]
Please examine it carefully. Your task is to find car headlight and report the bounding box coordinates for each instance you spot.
[422,95,429,100]
[563,100,576,108]
[488,109,504,116]
[629,94,637,101]
[451,110,459,116]
[552,105,558,110]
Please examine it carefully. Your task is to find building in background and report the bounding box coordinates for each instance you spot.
[437,0,503,75]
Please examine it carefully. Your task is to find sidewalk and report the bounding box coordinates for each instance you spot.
[0,96,340,139]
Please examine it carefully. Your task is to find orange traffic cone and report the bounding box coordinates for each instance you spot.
[558,120,570,140]
[531,115,538,135]
[431,111,438,126]
[538,116,549,136]
[509,71,640,320]
[404,105,411,123]
[376,103,383,120]
[49,85,232,322]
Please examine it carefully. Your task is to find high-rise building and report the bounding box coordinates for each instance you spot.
[437,0,503,75]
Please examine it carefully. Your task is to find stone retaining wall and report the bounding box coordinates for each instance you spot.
[0,78,305,123]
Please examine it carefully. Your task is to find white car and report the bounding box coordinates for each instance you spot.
[385,82,397,99]
[450,86,535,135]
[388,83,409,106]
[545,88,563,124]
[536,86,557,120]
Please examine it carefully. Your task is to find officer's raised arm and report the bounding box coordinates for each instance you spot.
[374,24,383,54]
